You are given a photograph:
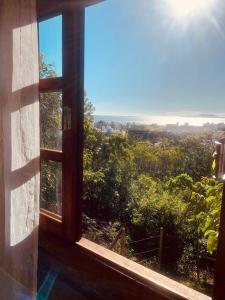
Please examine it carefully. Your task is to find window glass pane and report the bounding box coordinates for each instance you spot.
[40,160,62,215]
[83,0,225,296]
[40,92,62,151]
[39,15,62,78]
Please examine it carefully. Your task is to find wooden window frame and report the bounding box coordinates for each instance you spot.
[37,1,225,299]
[38,4,84,241]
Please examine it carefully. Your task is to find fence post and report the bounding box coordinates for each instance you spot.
[109,227,123,250]
[120,227,126,256]
[197,237,200,281]
[159,227,164,271]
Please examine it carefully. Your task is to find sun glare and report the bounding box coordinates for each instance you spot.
[168,0,216,19]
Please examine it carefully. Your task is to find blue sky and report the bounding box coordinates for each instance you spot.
[39,0,225,116]
[39,15,62,76]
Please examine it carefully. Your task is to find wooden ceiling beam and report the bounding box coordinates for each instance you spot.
[37,0,103,21]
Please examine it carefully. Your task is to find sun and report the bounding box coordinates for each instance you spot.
[168,0,216,19]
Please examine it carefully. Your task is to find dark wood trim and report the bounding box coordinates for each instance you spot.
[37,0,103,22]
[40,211,63,237]
[213,183,225,300]
[40,77,63,92]
[40,148,63,162]
[38,5,84,242]
[39,232,210,300]
[37,10,62,24]
[62,6,84,241]
[77,239,211,300]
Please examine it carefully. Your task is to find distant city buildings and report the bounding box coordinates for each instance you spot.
[94,119,225,140]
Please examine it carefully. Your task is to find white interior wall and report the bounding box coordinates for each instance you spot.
[0,0,39,298]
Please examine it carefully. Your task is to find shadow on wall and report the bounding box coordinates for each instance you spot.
[0,230,39,300]
[0,0,40,298]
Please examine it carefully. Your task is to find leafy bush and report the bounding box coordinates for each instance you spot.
[191,178,223,253]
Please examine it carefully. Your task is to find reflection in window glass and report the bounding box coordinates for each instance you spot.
[83,0,225,296]
[40,160,62,215]
[39,15,62,78]
[40,92,62,151]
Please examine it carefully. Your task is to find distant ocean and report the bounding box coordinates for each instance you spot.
[94,115,225,127]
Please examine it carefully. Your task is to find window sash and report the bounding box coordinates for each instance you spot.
[38,6,84,242]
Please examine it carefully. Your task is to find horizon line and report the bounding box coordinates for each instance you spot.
[93,113,225,118]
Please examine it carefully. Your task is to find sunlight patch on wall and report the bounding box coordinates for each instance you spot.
[10,178,37,247]
[12,23,39,93]
[11,103,39,172]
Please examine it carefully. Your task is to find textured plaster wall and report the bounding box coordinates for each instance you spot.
[0,0,39,298]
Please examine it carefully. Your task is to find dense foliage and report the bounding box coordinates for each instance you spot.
[83,97,222,295]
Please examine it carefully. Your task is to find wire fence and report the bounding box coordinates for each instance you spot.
[109,226,164,270]
[133,248,159,256]
[84,221,216,276]
[128,235,160,245]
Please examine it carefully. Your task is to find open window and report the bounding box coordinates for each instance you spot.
[38,1,225,299]
[38,6,84,241]
[83,1,225,299]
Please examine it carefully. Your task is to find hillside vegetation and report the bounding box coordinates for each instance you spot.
[83,97,222,296]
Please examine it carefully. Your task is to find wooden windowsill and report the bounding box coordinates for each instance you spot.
[40,208,62,222]
[77,238,211,300]
[38,230,211,300]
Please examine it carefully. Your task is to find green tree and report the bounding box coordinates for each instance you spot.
[190,178,223,253]
[40,55,62,213]
[179,136,213,181]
